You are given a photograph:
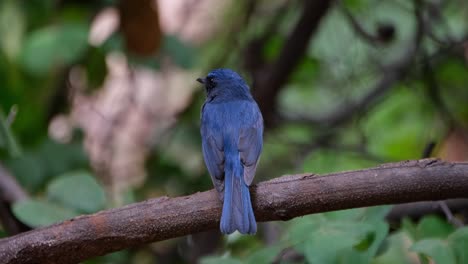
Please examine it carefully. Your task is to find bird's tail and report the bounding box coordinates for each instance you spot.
[220,155,257,235]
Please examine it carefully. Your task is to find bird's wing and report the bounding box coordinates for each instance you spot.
[201,103,225,199]
[239,103,263,186]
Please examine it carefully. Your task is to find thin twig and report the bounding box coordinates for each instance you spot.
[338,1,381,45]
[5,106,18,126]
[438,201,464,228]
[386,199,468,224]
[0,164,30,235]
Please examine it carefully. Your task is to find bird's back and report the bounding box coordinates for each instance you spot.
[202,99,260,139]
[198,68,263,234]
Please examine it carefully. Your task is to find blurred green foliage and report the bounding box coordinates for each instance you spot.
[21,23,89,75]
[13,171,105,227]
[1,0,468,263]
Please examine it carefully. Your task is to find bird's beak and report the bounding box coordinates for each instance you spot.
[196,77,205,84]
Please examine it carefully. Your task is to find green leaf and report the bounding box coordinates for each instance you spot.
[342,0,367,11]
[47,171,106,213]
[263,35,283,62]
[364,88,437,160]
[310,9,367,68]
[163,35,196,69]
[0,0,25,60]
[84,46,107,91]
[5,154,46,192]
[417,215,455,240]
[354,231,376,251]
[303,227,356,263]
[303,149,377,174]
[84,250,131,264]
[361,206,392,222]
[373,232,414,264]
[401,217,418,240]
[437,60,468,88]
[288,211,389,263]
[287,215,323,246]
[402,216,455,242]
[366,222,389,257]
[245,245,282,264]
[443,1,468,40]
[201,256,242,264]
[324,208,364,221]
[290,57,320,82]
[410,239,456,264]
[21,23,89,75]
[324,206,389,224]
[12,199,78,227]
[4,140,88,192]
[275,124,315,144]
[37,140,88,178]
[340,221,389,262]
[448,227,468,264]
[301,221,375,263]
[437,60,468,121]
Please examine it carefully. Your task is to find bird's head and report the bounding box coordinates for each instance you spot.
[197,69,251,100]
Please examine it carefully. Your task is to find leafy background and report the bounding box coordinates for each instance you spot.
[0,0,468,263]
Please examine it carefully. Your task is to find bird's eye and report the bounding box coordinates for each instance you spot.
[206,76,216,89]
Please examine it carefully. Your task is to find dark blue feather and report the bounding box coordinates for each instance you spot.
[199,69,263,235]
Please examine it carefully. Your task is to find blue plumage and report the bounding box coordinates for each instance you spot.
[198,69,263,234]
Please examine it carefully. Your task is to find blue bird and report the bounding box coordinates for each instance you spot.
[197,69,263,235]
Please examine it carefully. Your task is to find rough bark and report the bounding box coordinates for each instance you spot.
[1,159,468,264]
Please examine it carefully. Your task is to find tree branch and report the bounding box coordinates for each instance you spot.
[339,2,382,45]
[1,159,468,263]
[283,0,425,127]
[386,199,468,224]
[252,0,333,127]
[0,164,30,235]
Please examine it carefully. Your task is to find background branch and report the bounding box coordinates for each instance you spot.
[283,0,424,127]
[0,165,28,202]
[386,199,468,225]
[339,2,382,45]
[252,0,333,127]
[0,164,30,235]
[1,159,468,264]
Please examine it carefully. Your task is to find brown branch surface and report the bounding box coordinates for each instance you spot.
[1,159,468,264]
